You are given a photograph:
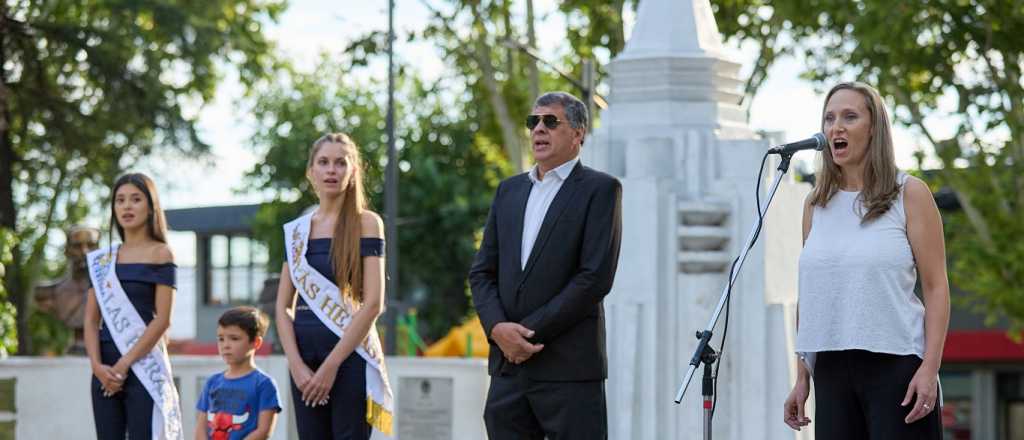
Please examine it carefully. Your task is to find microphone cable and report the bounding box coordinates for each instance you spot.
[711,150,772,417]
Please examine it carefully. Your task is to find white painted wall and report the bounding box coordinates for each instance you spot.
[0,356,489,440]
[169,265,197,340]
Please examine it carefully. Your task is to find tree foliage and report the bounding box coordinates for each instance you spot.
[11,0,1016,348]
[243,55,510,340]
[412,0,1024,336]
[418,0,537,172]
[415,0,820,170]
[405,0,805,337]
[710,0,1024,332]
[0,228,16,356]
[0,0,283,353]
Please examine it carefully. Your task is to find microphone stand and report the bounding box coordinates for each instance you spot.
[674,151,796,440]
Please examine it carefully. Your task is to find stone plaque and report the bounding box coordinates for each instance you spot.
[397,377,453,440]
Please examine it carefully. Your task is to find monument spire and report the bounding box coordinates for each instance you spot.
[620,0,725,60]
[589,1,809,438]
[604,0,745,128]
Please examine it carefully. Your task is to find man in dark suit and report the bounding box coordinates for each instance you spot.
[469,91,622,439]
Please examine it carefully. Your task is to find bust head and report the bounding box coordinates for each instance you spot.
[66,225,100,277]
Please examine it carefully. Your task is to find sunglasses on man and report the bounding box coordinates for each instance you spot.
[526,114,565,130]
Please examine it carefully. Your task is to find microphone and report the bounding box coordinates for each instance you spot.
[767,133,827,155]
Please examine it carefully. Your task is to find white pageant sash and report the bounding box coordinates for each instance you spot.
[87,245,183,440]
[285,213,394,434]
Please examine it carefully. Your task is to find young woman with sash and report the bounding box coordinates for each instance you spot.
[84,173,183,440]
[275,133,393,439]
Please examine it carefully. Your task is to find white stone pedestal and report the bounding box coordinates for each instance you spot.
[583,1,813,438]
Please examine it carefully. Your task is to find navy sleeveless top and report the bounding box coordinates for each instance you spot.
[293,237,384,327]
[98,263,176,342]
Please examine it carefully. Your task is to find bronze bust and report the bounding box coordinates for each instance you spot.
[34,225,100,355]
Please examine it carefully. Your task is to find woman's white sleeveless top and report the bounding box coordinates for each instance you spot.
[795,173,924,369]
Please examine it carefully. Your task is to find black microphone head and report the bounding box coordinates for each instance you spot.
[812,132,826,151]
[767,132,829,154]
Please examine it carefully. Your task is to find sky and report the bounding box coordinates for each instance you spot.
[144,0,945,264]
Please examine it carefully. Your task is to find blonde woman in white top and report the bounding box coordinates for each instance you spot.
[783,82,950,439]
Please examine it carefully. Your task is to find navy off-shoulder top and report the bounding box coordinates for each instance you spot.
[97,263,176,342]
[294,237,384,327]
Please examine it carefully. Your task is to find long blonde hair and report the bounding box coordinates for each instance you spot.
[307,133,368,303]
[811,82,900,223]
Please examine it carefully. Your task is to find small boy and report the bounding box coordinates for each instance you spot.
[195,307,282,440]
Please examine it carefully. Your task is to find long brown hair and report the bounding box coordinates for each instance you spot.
[307,133,368,303]
[109,173,168,244]
[811,81,901,223]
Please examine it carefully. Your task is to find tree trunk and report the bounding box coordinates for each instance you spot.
[0,3,15,231]
[526,0,539,101]
[502,0,514,74]
[612,0,628,57]
[15,168,68,355]
[471,6,527,172]
[0,1,26,354]
[0,122,12,233]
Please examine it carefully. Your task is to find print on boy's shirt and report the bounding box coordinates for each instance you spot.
[207,406,250,440]
[197,369,282,440]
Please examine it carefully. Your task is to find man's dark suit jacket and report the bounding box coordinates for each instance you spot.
[469,161,623,382]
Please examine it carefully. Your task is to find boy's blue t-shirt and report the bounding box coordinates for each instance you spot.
[196,368,282,440]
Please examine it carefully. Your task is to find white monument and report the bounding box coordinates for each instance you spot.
[582,0,813,438]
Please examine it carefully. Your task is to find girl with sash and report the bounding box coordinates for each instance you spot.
[84,173,183,440]
[275,133,393,439]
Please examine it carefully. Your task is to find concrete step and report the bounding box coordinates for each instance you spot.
[677,201,730,226]
[678,225,730,251]
[678,250,732,273]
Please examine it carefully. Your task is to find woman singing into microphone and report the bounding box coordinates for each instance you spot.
[784,82,950,439]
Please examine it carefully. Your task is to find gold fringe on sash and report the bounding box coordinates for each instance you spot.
[367,396,394,435]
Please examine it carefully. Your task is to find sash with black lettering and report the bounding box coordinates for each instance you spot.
[87,245,184,440]
[284,213,394,434]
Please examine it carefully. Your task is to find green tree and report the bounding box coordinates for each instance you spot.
[414,0,1024,337]
[394,83,511,337]
[419,0,537,172]
[416,0,799,174]
[714,1,1024,332]
[0,228,16,356]
[245,60,389,271]
[408,0,809,338]
[244,56,510,340]
[1,0,284,353]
